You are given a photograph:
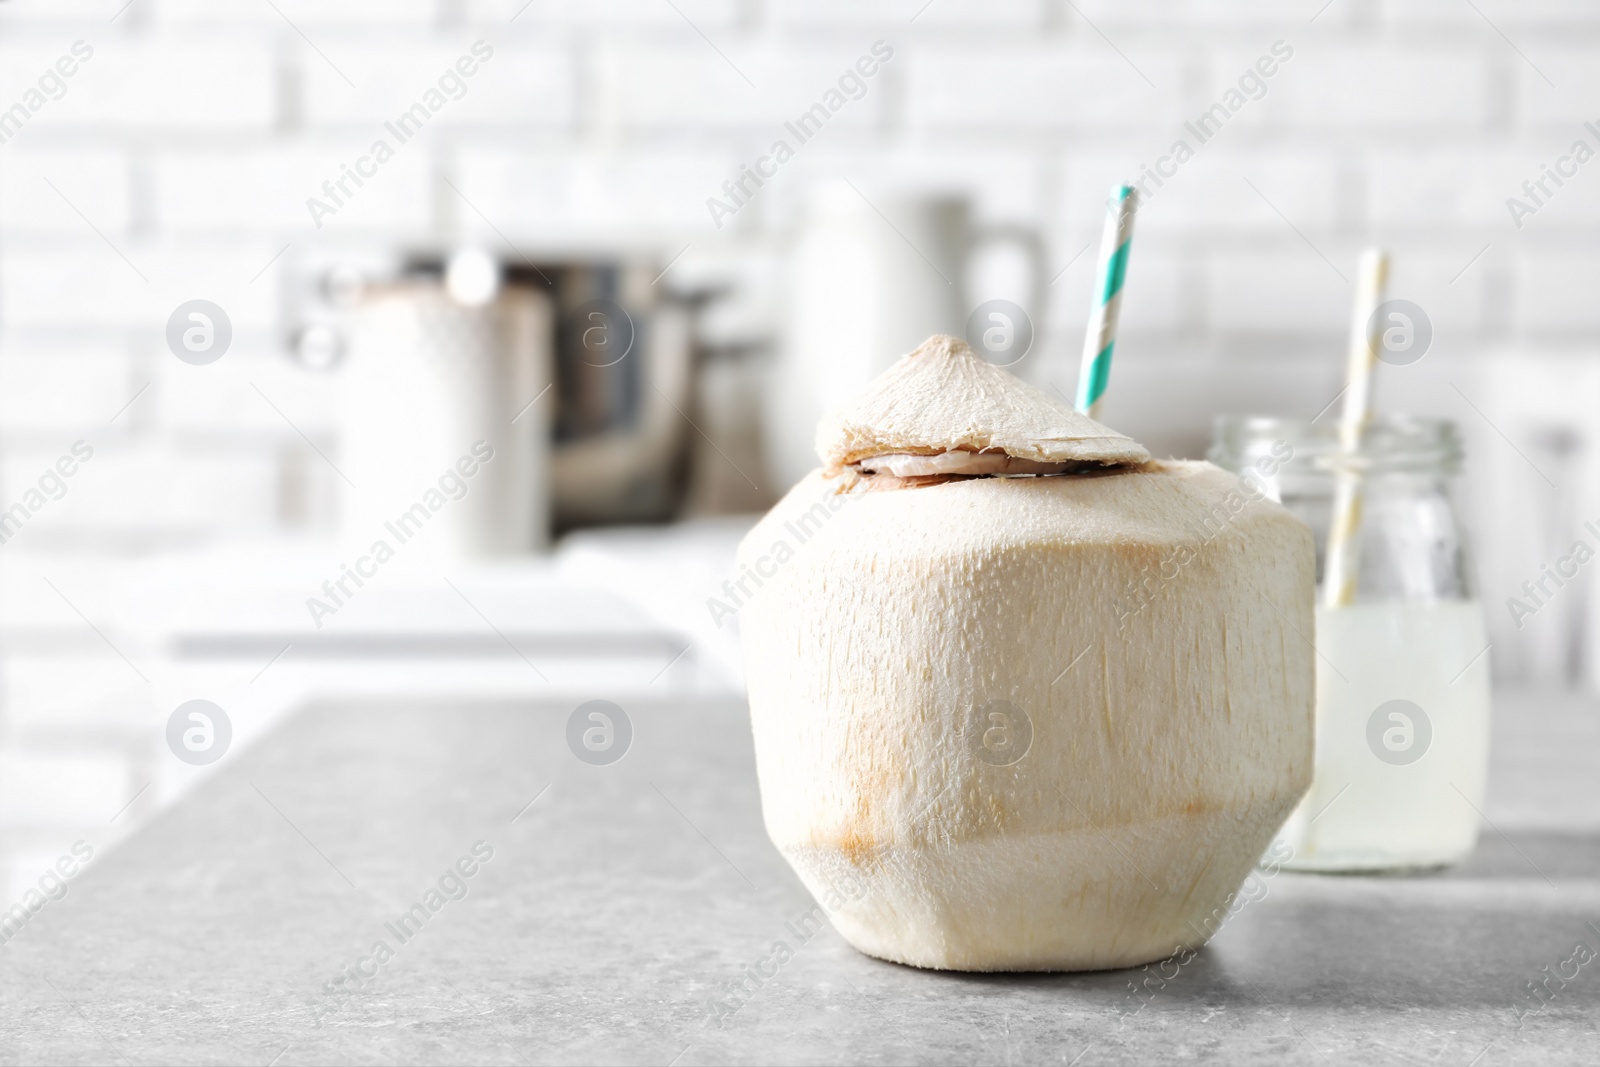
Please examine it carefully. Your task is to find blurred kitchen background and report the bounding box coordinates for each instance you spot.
[2,0,1599,900]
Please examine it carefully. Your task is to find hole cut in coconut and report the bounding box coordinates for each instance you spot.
[844,447,1143,491]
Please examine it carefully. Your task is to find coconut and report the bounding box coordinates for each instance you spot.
[738,334,1314,972]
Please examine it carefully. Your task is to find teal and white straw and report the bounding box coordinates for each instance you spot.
[1075,184,1139,419]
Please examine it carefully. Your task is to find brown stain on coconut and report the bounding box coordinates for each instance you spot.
[836,779,899,868]
[825,715,1032,867]
[834,742,903,867]
[836,821,876,867]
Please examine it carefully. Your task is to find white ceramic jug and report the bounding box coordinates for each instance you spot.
[766,182,1042,490]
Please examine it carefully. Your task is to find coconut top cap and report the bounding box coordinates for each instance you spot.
[815,334,1151,469]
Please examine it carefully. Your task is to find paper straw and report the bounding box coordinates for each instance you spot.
[1322,248,1390,609]
[1075,185,1139,419]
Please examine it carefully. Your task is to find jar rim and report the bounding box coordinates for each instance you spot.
[1209,414,1464,474]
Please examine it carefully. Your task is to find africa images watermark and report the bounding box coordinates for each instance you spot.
[1514,925,1600,1030]
[307,840,495,1027]
[0,841,95,948]
[1128,40,1294,206]
[0,441,95,548]
[305,40,496,229]
[0,40,94,147]
[702,870,869,1028]
[704,481,858,629]
[1113,440,1295,630]
[1504,515,1600,631]
[1119,840,1294,1025]
[704,40,895,229]
[305,441,496,628]
[1505,120,1600,230]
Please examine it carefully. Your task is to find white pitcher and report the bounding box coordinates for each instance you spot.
[766,182,1042,490]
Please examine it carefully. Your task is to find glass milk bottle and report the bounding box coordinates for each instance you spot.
[1210,416,1492,872]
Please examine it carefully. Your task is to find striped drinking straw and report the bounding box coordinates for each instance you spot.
[1322,248,1390,608]
[1075,185,1140,419]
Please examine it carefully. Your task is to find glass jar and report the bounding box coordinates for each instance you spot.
[1209,416,1492,872]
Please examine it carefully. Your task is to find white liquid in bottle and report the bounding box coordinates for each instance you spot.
[1276,599,1492,872]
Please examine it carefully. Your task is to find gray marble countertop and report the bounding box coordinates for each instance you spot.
[1,690,1596,1065]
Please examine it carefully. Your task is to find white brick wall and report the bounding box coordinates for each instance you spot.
[905,45,1186,131]
[0,346,133,431]
[1,37,279,131]
[154,349,336,435]
[597,41,895,131]
[1066,151,1344,233]
[1252,45,1494,130]
[770,144,1046,226]
[8,445,282,538]
[463,0,741,27]
[1369,148,1525,230]
[773,0,1046,28]
[1,241,283,330]
[453,147,740,237]
[1514,46,1600,127]
[1206,250,1350,334]
[302,40,575,129]
[154,0,439,24]
[0,0,130,21]
[1515,250,1600,334]
[153,146,434,232]
[1385,0,1600,30]
[0,152,131,231]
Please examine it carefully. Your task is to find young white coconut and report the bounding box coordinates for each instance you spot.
[738,334,1314,972]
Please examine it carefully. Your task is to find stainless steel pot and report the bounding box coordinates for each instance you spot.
[308,251,696,543]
